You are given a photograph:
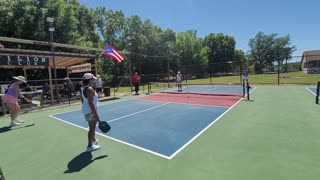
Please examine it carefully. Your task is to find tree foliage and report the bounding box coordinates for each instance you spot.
[0,0,297,83]
[248,32,296,73]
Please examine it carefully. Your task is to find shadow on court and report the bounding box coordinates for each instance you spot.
[98,97,120,102]
[0,123,35,133]
[64,152,108,173]
[244,99,254,102]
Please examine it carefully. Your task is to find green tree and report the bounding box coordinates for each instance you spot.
[248,32,296,73]
[233,49,247,72]
[159,28,176,75]
[0,0,40,44]
[176,30,197,65]
[274,35,296,73]
[204,33,236,74]
[95,7,126,84]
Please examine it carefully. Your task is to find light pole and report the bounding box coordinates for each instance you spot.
[47,17,59,102]
[126,37,133,92]
[239,59,243,83]
[274,48,280,86]
[167,49,174,88]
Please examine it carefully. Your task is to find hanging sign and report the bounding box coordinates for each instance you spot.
[70,63,91,73]
[0,55,49,66]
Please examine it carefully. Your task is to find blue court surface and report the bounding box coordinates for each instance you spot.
[307,87,317,95]
[50,98,237,159]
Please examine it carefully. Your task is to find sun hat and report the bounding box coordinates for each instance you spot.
[83,73,97,80]
[13,76,27,83]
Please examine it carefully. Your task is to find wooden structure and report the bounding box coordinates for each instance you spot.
[0,36,100,101]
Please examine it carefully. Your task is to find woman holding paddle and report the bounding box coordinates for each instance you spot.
[80,73,101,152]
[2,76,31,127]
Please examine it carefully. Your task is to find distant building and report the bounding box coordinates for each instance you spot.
[301,50,320,74]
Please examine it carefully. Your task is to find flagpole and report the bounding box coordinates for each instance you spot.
[113,60,117,99]
[129,52,133,93]
[101,44,125,99]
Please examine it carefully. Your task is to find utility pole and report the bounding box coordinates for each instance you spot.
[127,37,133,92]
[47,17,59,102]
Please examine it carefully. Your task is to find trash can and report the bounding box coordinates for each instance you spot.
[104,87,110,97]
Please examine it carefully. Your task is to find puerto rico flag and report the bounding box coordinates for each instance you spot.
[102,45,124,63]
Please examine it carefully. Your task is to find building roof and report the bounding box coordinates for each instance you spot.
[301,50,320,62]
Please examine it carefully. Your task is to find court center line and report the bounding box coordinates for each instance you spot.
[107,102,171,123]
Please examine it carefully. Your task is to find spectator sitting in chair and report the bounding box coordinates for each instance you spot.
[42,82,51,99]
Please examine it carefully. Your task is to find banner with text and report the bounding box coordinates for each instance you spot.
[0,55,49,66]
[70,63,91,73]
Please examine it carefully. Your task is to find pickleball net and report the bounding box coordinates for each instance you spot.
[143,82,248,107]
[147,82,245,96]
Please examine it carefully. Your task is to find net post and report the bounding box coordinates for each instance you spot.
[242,79,245,97]
[246,81,250,101]
[147,82,151,95]
[316,81,320,104]
[142,83,145,93]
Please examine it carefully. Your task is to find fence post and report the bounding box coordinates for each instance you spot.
[316,81,320,104]
[242,79,245,97]
[246,81,250,101]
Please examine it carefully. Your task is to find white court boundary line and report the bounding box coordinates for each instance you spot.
[136,98,230,108]
[169,86,257,159]
[168,95,244,159]
[107,102,171,123]
[49,87,256,160]
[306,87,317,96]
[201,87,216,93]
[50,101,173,159]
[49,114,171,159]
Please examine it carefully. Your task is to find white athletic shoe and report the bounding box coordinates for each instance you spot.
[15,119,24,123]
[93,139,99,145]
[86,145,101,152]
[10,121,22,127]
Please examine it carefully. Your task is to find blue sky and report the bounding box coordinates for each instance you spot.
[79,0,320,60]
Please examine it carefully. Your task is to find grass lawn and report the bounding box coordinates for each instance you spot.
[113,71,320,94]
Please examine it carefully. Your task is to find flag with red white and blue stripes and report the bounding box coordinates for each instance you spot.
[102,45,124,63]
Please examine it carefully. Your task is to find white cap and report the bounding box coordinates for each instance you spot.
[177,71,180,74]
[83,73,97,80]
[13,76,27,83]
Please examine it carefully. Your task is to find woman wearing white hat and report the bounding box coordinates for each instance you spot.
[2,76,31,127]
[80,73,101,152]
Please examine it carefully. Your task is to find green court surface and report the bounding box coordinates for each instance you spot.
[1,85,320,180]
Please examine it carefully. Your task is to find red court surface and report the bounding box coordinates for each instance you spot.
[138,93,243,107]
